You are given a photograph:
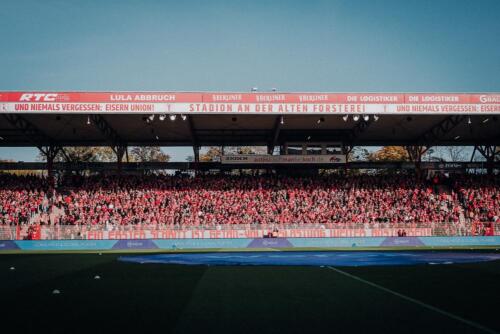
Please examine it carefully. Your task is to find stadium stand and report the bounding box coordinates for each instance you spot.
[0,173,498,236]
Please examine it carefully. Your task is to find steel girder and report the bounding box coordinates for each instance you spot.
[2,114,67,159]
[89,114,127,160]
[476,145,499,160]
[415,115,466,149]
[404,115,466,164]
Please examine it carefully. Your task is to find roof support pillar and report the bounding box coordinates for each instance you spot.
[89,114,127,164]
[190,145,200,174]
[405,145,428,177]
[341,145,353,173]
[186,116,199,166]
[193,145,200,163]
[268,116,283,154]
[114,145,127,173]
[3,114,68,185]
[43,145,61,188]
[476,145,499,175]
[342,144,354,164]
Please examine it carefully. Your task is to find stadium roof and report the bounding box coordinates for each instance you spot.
[0,92,499,147]
[0,114,499,147]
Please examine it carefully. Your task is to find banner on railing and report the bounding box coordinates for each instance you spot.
[79,228,433,240]
[221,154,346,164]
[5,224,494,241]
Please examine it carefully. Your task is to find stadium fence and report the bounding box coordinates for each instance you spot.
[1,222,497,241]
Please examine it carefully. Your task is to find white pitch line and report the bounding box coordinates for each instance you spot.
[326,266,498,334]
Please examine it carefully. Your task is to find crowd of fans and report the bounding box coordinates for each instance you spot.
[0,174,50,227]
[454,175,499,235]
[1,173,497,234]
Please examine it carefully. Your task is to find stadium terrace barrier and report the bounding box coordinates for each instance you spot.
[1,237,500,252]
[0,224,480,241]
[1,224,498,252]
[1,223,496,241]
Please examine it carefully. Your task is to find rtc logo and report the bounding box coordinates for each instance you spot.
[19,93,58,102]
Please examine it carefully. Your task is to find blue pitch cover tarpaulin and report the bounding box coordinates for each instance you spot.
[119,251,500,267]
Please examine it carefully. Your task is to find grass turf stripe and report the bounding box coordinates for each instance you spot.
[326,266,499,334]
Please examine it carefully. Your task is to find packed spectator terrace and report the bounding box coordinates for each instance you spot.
[0,173,498,234]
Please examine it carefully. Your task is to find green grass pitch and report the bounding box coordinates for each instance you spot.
[1,249,500,334]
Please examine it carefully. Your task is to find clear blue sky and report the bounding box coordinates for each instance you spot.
[1,0,499,161]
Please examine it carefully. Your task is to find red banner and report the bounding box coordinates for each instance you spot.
[81,227,433,240]
[2,92,499,104]
[1,92,499,114]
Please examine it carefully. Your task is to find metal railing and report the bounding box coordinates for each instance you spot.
[0,221,494,240]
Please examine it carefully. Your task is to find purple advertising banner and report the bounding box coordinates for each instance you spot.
[247,238,294,248]
[380,237,425,247]
[112,239,159,250]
